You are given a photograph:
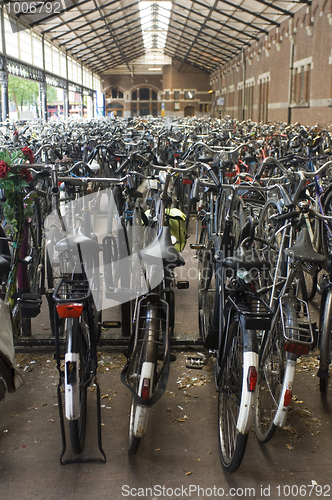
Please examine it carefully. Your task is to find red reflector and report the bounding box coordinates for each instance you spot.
[224,172,236,177]
[174,153,179,158]
[284,343,310,356]
[56,303,83,318]
[247,366,257,392]
[115,157,121,162]
[182,178,192,185]
[283,389,292,407]
[141,378,150,400]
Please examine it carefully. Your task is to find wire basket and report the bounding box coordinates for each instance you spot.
[53,278,90,303]
[228,292,273,330]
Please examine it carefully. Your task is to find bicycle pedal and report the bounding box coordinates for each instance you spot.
[190,243,205,250]
[185,354,207,369]
[101,321,121,329]
[176,281,189,289]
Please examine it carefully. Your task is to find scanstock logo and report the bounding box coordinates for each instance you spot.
[45,189,164,311]
[4,0,72,33]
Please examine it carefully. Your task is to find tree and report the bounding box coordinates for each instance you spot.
[8,75,59,118]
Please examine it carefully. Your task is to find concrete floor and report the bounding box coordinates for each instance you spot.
[1,220,332,499]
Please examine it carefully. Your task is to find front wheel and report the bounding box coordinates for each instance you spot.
[318,290,332,394]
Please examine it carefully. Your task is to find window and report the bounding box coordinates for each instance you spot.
[174,101,179,111]
[119,90,123,98]
[174,90,179,100]
[140,88,150,100]
[291,58,312,106]
[258,78,269,122]
[112,88,117,99]
[165,91,169,100]
[132,90,137,100]
[19,30,32,65]
[32,34,43,68]
[152,90,157,101]
[184,91,195,100]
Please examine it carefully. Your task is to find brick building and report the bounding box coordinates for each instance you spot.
[210,0,332,126]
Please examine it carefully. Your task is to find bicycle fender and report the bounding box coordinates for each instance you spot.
[237,350,259,434]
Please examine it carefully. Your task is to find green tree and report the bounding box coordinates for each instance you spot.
[8,75,59,118]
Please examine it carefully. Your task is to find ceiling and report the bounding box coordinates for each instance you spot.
[12,0,309,74]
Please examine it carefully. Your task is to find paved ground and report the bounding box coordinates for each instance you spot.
[1,220,332,499]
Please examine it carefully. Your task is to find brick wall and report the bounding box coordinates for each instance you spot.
[101,60,211,118]
[210,0,332,127]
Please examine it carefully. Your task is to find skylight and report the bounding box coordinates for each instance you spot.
[139,1,172,53]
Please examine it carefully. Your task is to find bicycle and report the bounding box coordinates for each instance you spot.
[120,160,201,454]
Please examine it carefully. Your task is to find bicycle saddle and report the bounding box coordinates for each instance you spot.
[55,227,100,254]
[222,246,271,271]
[140,226,185,268]
[284,226,326,265]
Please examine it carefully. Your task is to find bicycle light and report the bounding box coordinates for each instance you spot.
[56,303,84,318]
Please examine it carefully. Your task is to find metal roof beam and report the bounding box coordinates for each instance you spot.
[166,36,227,64]
[167,23,236,58]
[50,1,138,40]
[215,0,279,27]
[189,0,270,32]
[178,0,219,71]
[252,0,295,16]
[29,0,92,28]
[171,1,258,43]
[59,9,141,49]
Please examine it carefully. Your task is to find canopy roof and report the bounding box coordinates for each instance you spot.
[13,0,309,74]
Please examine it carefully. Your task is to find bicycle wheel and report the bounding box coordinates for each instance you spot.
[128,303,159,454]
[198,232,219,348]
[255,312,286,443]
[20,198,43,336]
[65,316,88,455]
[218,314,249,473]
[318,289,332,394]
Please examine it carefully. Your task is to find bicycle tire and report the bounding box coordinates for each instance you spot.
[318,289,332,394]
[66,317,88,455]
[20,198,43,337]
[218,314,250,473]
[198,232,219,348]
[127,303,158,453]
[255,306,290,443]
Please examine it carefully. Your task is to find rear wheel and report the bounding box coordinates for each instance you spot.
[218,314,248,473]
[198,232,219,348]
[127,303,158,454]
[66,317,88,455]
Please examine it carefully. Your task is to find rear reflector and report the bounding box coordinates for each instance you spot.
[247,366,257,392]
[283,388,292,407]
[141,378,150,400]
[183,178,192,185]
[284,343,310,355]
[224,172,236,178]
[56,303,83,318]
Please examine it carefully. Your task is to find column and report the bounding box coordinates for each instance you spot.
[0,71,9,121]
[63,88,69,118]
[40,82,48,121]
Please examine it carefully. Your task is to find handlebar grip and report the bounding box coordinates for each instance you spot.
[115,157,130,174]
[271,210,298,225]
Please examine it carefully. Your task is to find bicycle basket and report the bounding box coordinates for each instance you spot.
[228,293,273,330]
